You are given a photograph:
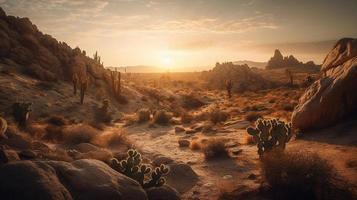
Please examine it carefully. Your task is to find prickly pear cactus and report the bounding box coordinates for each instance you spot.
[111,149,169,188]
[247,118,292,157]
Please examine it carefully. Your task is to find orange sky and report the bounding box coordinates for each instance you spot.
[1,0,356,70]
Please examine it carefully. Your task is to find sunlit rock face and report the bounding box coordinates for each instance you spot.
[292,38,357,131]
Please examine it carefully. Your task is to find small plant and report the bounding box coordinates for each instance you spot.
[137,108,151,123]
[209,108,229,124]
[203,138,229,160]
[12,101,32,127]
[247,118,292,157]
[153,110,172,125]
[95,99,112,123]
[225,79,233,99]
[111,149,169,188]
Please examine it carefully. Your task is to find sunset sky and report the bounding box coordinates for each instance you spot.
[1,0,357,70]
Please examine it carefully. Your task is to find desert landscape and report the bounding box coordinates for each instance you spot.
[0,1,356,200]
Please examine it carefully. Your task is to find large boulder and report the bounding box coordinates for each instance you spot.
[0,159,148,200]
[0,161,73,200]
[292,38,357,130]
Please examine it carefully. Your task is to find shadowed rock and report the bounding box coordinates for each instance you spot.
[292,38,357,130]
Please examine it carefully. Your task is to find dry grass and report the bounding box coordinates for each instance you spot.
[203,138,229,160]
[262,151,355,200]
[62,124,100,145]
[209,108,229,124]
[93,130,131,149]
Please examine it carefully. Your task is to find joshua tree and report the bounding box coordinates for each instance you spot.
[225,79,233,98]
[72,73,79,95]
[285,69,294,86]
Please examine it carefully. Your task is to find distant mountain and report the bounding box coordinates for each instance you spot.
[233,60,267,69]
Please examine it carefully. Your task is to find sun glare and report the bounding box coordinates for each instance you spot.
[161,55,173,67]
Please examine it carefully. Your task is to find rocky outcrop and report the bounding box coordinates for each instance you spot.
[0,7,107,82]
[202,62,273,92]
[0,159,148,200]
[266,49,320,71]
[292,38,357,130]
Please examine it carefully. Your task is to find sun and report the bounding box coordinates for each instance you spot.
[160,55,173,67]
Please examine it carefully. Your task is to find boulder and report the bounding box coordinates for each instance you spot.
[0,161,73,200]
[292,38,357,130]
[146,185,181,200]
[47,159,147,200]
[178,139,190,148]
[166,163,199,193]
[0,149,20,164]
[0,159,148,200]
[152,156,174,166]
[174,126,185,133]
[73,143,100,153]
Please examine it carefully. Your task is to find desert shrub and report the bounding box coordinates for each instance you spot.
[46,115,68,126]
[244,112,261,122]
[181,94,205,109]
[194,111,210,122]
[181,112,194,124]
[137,108,151,123]
[93,130,131,149]
[262,151,355,200]
[153,110,172,125]
[209,108,229,124]
[62,124,99,145]
[94,99,112,124]
[110,149,170,189]
[203,138,229,160]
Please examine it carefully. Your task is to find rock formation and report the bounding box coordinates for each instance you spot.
[292,38,357,130]
[266,49,320,71]
[202,62,273,92]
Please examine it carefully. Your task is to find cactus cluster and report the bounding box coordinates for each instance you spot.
[247,118,293,157]
[12,102,32,127]
[225,79,233,98]
[111,149,169,188]
[285,69,294,86]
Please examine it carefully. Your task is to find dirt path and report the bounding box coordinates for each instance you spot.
[121,121,261,200]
